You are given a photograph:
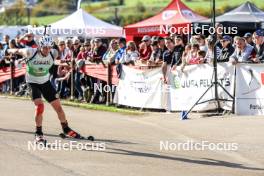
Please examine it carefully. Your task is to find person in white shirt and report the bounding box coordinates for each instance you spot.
[229,37,254,64]
[122,41,139,65]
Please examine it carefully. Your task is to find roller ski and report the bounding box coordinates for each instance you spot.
[35,133,47,146]
[59,128,95,141]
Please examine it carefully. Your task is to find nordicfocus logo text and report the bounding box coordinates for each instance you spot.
[160,24,238,35]
[160,140,238,151]
[28,140,106,151]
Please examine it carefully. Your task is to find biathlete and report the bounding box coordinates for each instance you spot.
[8,35,84,143]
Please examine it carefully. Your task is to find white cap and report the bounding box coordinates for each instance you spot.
[142,35,151,41]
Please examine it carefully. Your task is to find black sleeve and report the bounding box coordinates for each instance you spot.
[98,46,107,58]
[227,46,235,58]
[163,51,170,64]
[171,48,183,66]
[257,45,264,62]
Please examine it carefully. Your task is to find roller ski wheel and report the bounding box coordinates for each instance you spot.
[87,136,95,141]
[59,132,95,141]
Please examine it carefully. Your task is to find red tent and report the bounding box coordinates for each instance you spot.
[124,0,208,41]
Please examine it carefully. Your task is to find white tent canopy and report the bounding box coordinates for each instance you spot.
[31,9,123,38]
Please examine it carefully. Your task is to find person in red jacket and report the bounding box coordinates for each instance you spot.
[18,32,38,48]
[139,35,152,63]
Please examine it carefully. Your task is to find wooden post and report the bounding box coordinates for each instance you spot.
[10,57,14,95]
[70,59,74,101]
[106,63,112,106]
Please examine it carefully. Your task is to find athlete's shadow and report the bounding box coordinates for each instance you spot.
[0,127,59,137]
[0,127,137,145]
[100,147,264,171]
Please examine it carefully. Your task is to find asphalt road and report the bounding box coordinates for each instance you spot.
[0,97,264,176]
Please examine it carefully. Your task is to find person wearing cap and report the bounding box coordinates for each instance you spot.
[252,29,264,63]
[91,38,107,63]
[18,32,38,48]
[149,40,161,65]
[71,38,84,100]
[218,35,235,62]
[151,36,158,43]
[162,37,182,84]
[157,37,167,60]
[244,32,254,46]
[72,38,81,58]
[65,38,73,51]
[139,35,152,62]
[81,41,91,60]
[229,37,255,64]
[204,36,221,63]
[215,23,223,49]
[115,38,126,65]
[56,39,71,98]
[58,40,71,62]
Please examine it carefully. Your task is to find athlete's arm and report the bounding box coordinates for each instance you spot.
[7,48,36,64]
[7,48,30,58]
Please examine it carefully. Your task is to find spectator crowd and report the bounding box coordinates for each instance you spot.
[0,27,264,104]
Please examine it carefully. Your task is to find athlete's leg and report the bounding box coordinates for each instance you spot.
[28,83,44,135]
[50,99,80,138]
[50,99,67,123]
[42,81,81,138]
[34,98,44,128]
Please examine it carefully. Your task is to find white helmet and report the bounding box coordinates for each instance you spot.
[39,35,53,47]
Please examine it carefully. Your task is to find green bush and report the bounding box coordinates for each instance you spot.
[120,11,154,26]
[32,0,76,17]
[136,1,146,13]
[193,7,211,17]
[193,3,235,18]
[0,0,27,25]
[218,4,234,14]
[84,2,108,13]
[83,1,118,13]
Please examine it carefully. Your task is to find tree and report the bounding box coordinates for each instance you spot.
[0,0,26,25]
[119,0,124,5]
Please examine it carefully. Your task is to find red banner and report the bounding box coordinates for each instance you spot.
[0,64,119,85]
[81,64,119,85]
[0,64,159,85]
[0,65,26,83]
